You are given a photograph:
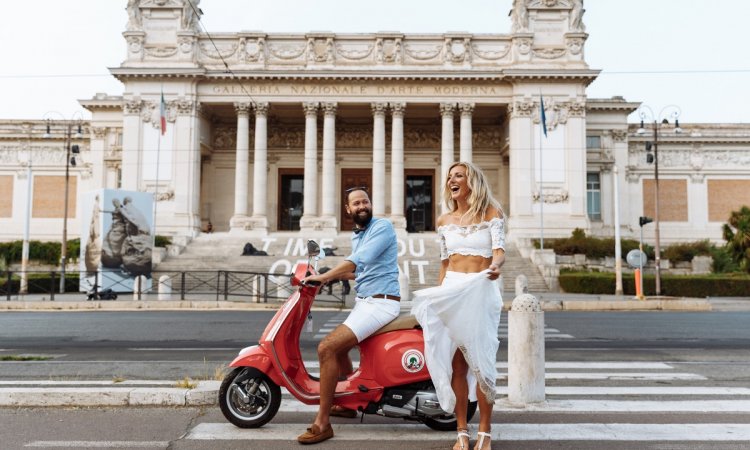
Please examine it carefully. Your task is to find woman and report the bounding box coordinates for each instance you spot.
[412,162,505,450]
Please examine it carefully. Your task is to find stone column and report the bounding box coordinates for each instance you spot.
[440,103,456,213]
[173,98,202,234]
[121,99,144,191]
[459,102,474,163]
[230,102,250,229]
[320,102,338,231]
[372,103,387,217]
[300,102,319,231]
[507,99,535,235]
[89,127,108,188]
[249,102,269,233]
[390,102,407,231]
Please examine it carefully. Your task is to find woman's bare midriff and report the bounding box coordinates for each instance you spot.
[447,254,492,273]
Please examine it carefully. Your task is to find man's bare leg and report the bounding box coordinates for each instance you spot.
[336,351,354,378]
[313,324,358,431]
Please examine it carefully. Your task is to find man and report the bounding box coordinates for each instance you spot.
[297,187,400,445]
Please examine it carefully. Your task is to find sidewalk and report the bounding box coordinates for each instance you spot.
[0,291,732,311]
[0,380,219,407]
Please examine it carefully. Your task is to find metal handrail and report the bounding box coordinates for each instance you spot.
[1,269,346,305]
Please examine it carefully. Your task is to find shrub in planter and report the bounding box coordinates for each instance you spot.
[558,271,750,297]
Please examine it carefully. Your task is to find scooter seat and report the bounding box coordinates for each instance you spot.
[372,314,420,336]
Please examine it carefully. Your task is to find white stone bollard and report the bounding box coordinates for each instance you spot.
[515,274,528,296]
[398,267,411,302]
[158,275,172,301]
[507,293,545,405]
[132,275,147,301]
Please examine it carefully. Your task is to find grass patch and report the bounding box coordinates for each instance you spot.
[175,376,198,389]
[112,376,126,383]
[0,355,53,361]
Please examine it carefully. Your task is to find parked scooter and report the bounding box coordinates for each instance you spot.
[87,288,118,300]
[219,239,476,430]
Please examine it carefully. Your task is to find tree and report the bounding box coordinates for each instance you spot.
[722,206,750,273]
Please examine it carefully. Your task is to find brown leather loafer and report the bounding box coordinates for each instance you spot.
[297,424,334,445]
[330,405,358,418]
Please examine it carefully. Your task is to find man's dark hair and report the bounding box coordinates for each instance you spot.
[344,186,369,204]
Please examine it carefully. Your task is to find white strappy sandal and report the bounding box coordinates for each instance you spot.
[454,429,470,450]
[475,431,492,450]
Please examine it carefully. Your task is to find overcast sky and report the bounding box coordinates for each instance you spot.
[1,0,747,123]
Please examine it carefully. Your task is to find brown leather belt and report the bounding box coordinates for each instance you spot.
[370,294,400,301]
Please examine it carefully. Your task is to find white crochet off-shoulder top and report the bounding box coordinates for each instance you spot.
[437,217,505,260]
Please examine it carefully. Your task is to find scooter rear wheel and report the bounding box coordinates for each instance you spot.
[219,367,281,428]
[423,400,478,431]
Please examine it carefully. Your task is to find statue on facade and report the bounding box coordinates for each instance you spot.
[126,0,142,31]
[182,0,202,30]
[569,0,585,32]
[510,0,529,33]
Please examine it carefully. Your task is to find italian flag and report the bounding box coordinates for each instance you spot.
[159,91,167,135]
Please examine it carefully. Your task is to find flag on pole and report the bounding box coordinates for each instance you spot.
[159,91,167,136]
[540,94,548,137]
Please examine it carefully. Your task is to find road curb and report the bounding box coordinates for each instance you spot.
[0,381,220,407]
[0,298,712,312]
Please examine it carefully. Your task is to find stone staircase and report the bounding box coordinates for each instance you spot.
[154,232,549,296]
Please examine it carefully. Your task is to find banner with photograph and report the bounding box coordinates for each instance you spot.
[79,189,154,293]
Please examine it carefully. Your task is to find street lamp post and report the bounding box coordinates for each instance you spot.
[43,114,83,294]
[637,105,682,296]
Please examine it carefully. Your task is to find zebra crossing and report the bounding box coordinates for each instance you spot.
[311,311,575,340]
[185,360,750,444]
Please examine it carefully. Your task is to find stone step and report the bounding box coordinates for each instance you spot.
[155,233,549,293]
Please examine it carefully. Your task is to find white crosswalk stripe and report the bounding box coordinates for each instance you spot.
[312,312,349,339]
[197,359,748,444]
[311,313,576,339]
[186,423,750,442]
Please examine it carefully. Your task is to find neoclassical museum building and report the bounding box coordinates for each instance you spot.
[1,0,749,252]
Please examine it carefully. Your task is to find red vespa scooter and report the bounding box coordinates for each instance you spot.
[219,239,476,431]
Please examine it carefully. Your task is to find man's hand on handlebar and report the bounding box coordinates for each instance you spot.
[301,273,326,286]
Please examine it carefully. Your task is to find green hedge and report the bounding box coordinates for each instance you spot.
[154,235,172,248]
[0,239,80,266]
[559,271,750,297]
[0,272,80,294]
[535,229,654,259]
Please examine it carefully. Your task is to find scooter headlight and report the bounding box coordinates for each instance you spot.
[238,345,259,357]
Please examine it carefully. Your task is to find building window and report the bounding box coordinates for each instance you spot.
[586,135,601,149]
[587,172,601,221]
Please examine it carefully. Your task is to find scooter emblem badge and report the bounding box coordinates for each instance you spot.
[401,349,425,373]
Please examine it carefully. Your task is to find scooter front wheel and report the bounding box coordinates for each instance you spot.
[423,400,478,431]
[219,367,281,428]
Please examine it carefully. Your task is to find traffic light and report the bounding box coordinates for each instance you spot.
[645,142,654,163]
[639,216,653,227]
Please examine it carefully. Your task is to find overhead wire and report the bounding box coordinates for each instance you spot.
[186,0,257,108]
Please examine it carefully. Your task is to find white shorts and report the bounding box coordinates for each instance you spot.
[342,296,401,343]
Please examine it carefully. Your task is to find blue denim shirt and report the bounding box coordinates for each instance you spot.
[345,217,400,298]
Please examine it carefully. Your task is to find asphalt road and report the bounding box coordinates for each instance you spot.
[2,310,750,448]
[1,310,750,380]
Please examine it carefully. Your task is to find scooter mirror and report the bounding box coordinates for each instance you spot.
[307,240,321,257]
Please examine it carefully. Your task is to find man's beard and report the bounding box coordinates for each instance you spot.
[352,208,373,228]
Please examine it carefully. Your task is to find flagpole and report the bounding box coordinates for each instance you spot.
[539,93,545,251]
[153,88,164,237]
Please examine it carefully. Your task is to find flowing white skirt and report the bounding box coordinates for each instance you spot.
[411,270,502,413]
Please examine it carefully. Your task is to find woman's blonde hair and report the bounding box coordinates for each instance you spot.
[443,161,504,222]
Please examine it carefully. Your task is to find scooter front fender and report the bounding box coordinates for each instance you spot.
[228,344,273,373]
